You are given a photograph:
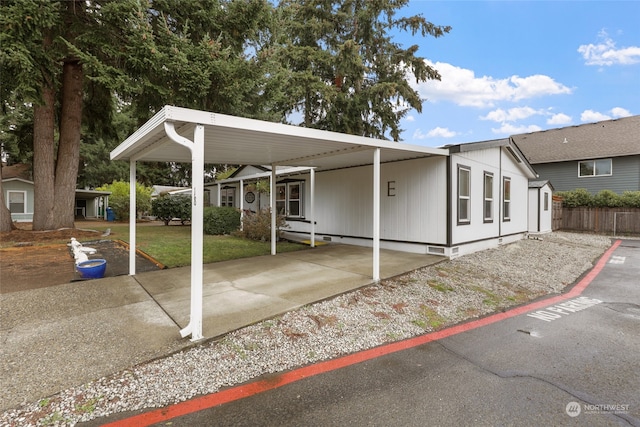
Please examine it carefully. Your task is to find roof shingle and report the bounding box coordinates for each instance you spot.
[511,115,640,164]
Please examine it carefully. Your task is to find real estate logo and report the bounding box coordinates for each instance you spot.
[566,401,581,417]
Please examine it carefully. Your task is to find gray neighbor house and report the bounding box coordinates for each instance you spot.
[511,115,640,194]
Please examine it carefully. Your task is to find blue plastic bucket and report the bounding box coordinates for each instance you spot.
[77,259,107,279]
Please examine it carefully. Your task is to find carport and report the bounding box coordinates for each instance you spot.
[111,105,448,340]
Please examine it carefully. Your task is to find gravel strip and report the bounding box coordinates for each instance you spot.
[1,232,611,426]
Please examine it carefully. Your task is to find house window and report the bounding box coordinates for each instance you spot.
[483,172,493,222]
[387,181,396,197]
[7,191,26,214]
[457,165,471,224]
[503,177,511,221]
[578,159,612,177]
[544,192,549,211]
[276,181,304,217]
[221,188,234,207]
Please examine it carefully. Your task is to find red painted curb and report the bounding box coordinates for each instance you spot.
[104,240,621,427]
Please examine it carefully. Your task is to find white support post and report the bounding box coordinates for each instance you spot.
[373,148,380,282]
[217,183,221,207]
[239,179,244,231]
[129,160,137,276]
[163,121,204,341]
[310,168,315,248]
[187,124,205,341]
[271,166,277,255]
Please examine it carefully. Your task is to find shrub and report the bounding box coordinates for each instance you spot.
[556,188,593,207]
[97,180,152,221]
[152,194,192,225]
[592,189,622,207]
[237,208,288,241]
[203,206,241,235]
[620,191,640,208]
[556,189,640,208]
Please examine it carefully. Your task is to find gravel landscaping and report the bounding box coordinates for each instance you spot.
[1,232,612,426]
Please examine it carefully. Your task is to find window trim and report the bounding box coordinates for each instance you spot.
[544,192,549,211]
[578,158,612,178]
[220,187,235,207]
[7,190,27,214]
[457,165,471,225]
[276,180,305,218]
[503,176,511,222]
[483,171,494,223]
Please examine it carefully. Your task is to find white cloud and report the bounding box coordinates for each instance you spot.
[578,29,640,66]
[413,127,457,140]
[491,123,542,135]
[481,107,542,122]
[610,107,632,117]
[581,107,633,123]
[412,60,572,108]
[581,110,611,122]
[404,115,415,122]
[547,113,572,125]
[427,127,457,138]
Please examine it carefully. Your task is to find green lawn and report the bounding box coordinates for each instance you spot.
[84,222,308,268]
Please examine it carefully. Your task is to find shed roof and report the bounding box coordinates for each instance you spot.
[511,115,640,164]
[528,180,554,190]
[110,106,448,168]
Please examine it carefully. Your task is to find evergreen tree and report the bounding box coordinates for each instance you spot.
[0,0,275,231]
[272,0,450,140]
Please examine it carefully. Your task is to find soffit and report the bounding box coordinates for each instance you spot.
[111,106,448,171]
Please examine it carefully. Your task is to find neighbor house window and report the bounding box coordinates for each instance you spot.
[578,159,612,177]
[276,181,304,217]
[7,191,26,214]
[483,172,493,222]
[503,177,511,221]
[221,187,235,207]
[457,165,471,224]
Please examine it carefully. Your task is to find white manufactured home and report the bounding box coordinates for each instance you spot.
[211,138,538,258]
[110,106,542,340]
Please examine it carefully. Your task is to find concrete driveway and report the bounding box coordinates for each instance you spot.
[0,244,442,411]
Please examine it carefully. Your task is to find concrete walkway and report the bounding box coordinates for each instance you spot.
[0,244,442,411]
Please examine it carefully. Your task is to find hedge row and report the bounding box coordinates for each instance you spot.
[555,189,640,208]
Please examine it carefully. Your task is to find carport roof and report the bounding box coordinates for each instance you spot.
[110,106,448,169]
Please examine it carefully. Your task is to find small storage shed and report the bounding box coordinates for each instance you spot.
[528,180,554,233]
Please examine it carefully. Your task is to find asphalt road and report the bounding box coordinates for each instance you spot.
[97,239,640,427]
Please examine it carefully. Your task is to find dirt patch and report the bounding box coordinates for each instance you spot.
[0,226,161,294]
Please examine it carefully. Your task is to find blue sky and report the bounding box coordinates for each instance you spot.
[394,1,640,148]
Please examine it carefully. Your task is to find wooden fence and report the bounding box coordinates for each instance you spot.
[559,207,640,235]
[552,196,563,231]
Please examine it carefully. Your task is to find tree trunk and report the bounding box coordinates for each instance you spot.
[32,67,57,231]
[52,59,83,229]
[0,165,17,232]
